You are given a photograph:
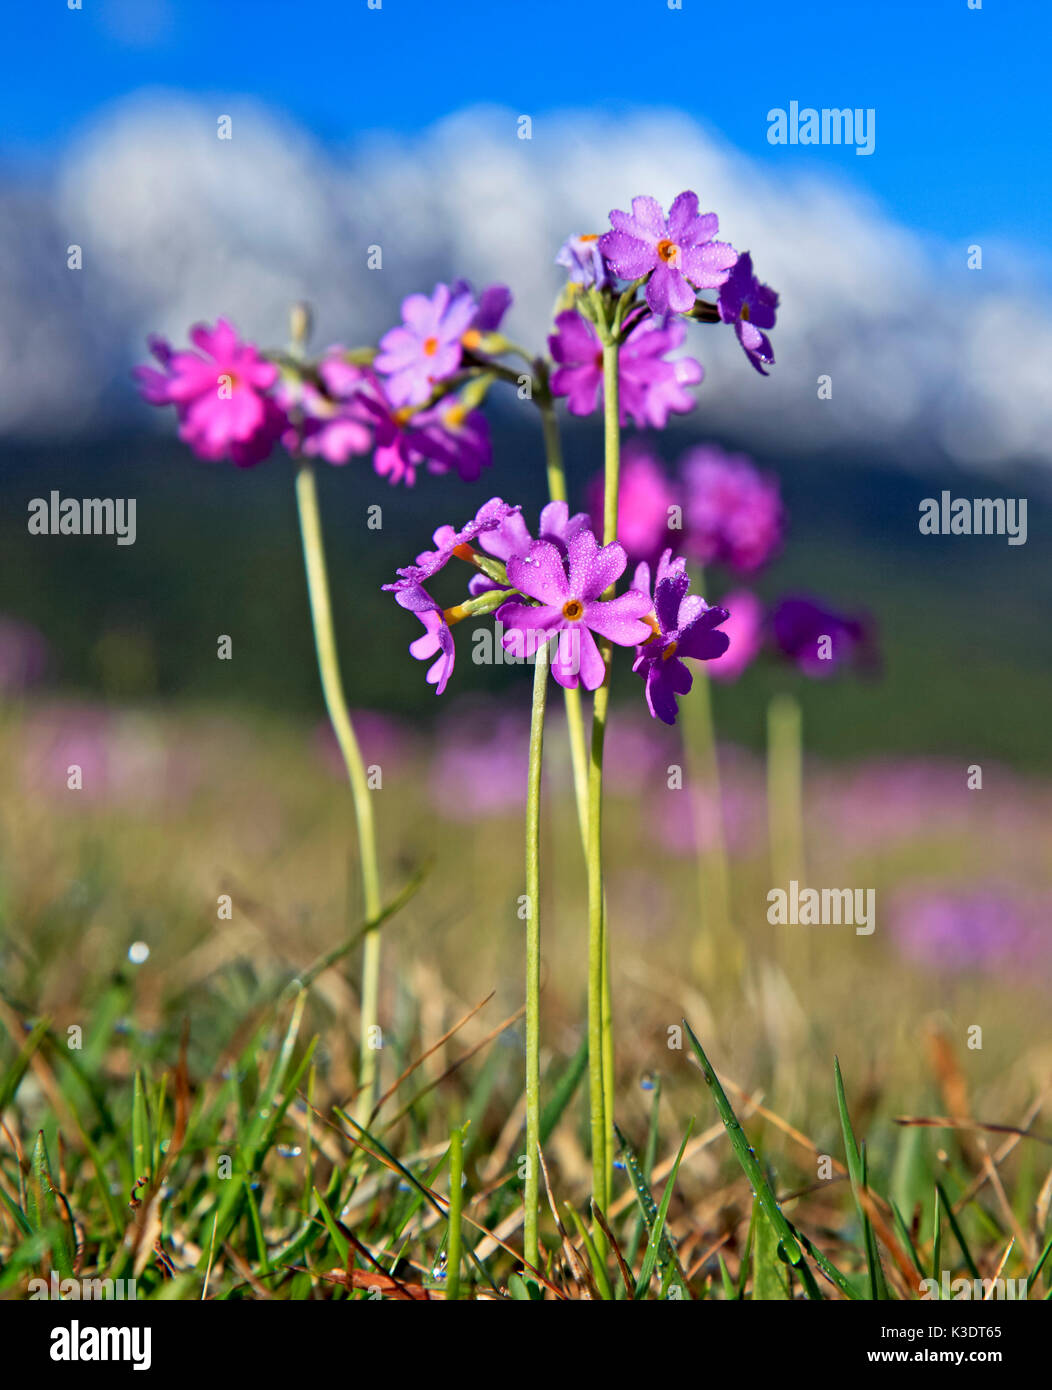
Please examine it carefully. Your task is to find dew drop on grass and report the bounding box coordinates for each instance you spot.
[128,941,150,964]
[277,1144,302,1158]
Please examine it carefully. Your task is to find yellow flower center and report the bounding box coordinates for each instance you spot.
[656,238,680,266]
[562,599,584,622]
[661,640,679,661]
[578,233,600,243]
[461,328,482,350]
[393,407,414,427]
[740,301,751,321]
[422,336,440,357]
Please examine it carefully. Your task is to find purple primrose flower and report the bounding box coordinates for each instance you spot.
[631,550,730,724]
[598,192,737,316]
[496,529,652,691]
[375,283,477,407]
[718,252,779,375]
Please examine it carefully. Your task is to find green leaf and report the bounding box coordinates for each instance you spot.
[132,1070,153,1182]
[684,1020,802,1266]
[752,1195,791,1300]
[617,1120,691,1300]
[25,1131,75,1280]
[835,1057,889,1300]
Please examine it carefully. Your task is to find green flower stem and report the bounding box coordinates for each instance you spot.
[680,563,733,947]
[584,324,623,1232]
[524,638,549,1274]
[293,462,383,1116]
[766,691,807,988]
[587,670,611,1228]
[766,691,805,890]
[539,352,617,1230]
[538,392,591,848]
[447,1123,465,1301]
[540,393,568,509]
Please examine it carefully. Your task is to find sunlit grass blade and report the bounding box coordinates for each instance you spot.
[0,1016,49,1115]
[25,1130,75,1280]
[617,1119,692,1299]
[132,1070,153,1182]
[684,1020,802,1267]
[936,1180,981,1280]
[752,1194,791,1300]
[835,1056,889,1300]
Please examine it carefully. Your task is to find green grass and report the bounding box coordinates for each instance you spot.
[0,704,1049,1300]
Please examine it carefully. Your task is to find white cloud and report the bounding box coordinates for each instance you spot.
[0,94,1047,471]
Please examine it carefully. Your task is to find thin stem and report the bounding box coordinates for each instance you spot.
[766,692,805,891]
[587,672,610,1224]
[767,691,806,992]
[539,395,567,505]
[447,1124,464,1301]
[524,638,549,1274]
[293,463,384,1116]
[585,326,622,1229]
[536,391,590,850]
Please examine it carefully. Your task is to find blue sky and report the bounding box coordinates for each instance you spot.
[4,0,1049,252]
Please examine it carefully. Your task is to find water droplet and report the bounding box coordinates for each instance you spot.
[128,941,150,965]
[277,1144,302,1159]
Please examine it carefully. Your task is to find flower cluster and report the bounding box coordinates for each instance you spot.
[384,500,734,722]
[134,279,512,483]
[551,190,780,425]
[589,441,785,572]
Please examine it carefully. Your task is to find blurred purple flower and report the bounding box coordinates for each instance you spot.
[651,744,766,855]
[588,444,679,563]
[314,711,414,780]
[598,192,738,316]
[706,590,765,683]
[408,398,492,482]
[429,709,529,821]
[279,353,375,465]
[134,320,286,467]
[555,233,612,290]
[20,705,195,806]
[0,617,49,693]
[718,251,779,375]
[679,446,784,574]
[771,594,876,678]
[889,885,1051,976]
[453,280,513,340]
[549,311,703,429]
